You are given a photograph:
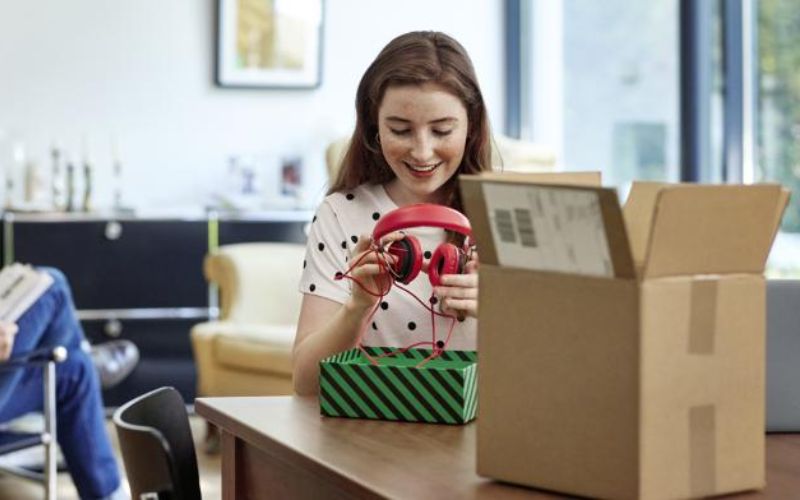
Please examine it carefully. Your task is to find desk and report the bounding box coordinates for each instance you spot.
[195,396,800,499]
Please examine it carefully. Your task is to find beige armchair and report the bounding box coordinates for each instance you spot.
[191,242,306,398]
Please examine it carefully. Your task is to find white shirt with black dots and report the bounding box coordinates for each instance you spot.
[299,182,477,351]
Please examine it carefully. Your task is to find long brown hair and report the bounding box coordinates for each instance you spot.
[328,31,492,213]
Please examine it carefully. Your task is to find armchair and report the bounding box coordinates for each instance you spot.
[191,242,306,398]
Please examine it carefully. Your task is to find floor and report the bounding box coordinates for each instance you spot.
[0,415,221,499]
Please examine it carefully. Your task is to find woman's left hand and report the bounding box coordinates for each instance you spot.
[433,250,479,319]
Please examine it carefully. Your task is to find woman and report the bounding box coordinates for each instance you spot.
[293,31,492,395]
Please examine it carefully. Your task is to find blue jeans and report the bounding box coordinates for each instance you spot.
[0,268,121,499]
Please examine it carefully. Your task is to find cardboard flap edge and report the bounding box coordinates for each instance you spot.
[642,184,786,278]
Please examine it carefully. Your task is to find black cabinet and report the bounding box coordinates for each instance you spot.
[218,219,307,245]
[11,219,209,309]
[2,210,310,407]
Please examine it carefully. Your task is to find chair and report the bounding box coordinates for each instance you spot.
[0,346,67,500]
[190,242,305,399]
[113,386,200,500]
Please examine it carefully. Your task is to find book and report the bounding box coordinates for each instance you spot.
[0,264,54,323]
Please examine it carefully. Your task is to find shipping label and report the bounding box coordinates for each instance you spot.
[481,183,613,277]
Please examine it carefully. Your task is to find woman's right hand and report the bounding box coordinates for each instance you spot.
[345,232,403,311]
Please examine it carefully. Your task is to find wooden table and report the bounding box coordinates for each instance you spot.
[195,396,800,499]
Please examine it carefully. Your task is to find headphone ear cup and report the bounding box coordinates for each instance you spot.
[428,243,465,287]
[387,235,423,284]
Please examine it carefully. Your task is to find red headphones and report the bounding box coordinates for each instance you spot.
[372,204,472,287]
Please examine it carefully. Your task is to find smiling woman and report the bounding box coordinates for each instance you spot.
[378,83,469,206]
[291,31,492,396]
[328,31,492,213]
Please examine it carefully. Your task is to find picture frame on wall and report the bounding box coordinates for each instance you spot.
[215,0,324,89]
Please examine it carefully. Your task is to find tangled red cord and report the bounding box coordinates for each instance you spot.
[334,238,458,367]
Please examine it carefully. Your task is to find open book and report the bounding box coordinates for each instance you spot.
[0,264,54,323]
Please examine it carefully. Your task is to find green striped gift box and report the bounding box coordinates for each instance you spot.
[319,347,478,425]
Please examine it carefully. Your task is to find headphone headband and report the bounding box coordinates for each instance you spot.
[372,204,471,241]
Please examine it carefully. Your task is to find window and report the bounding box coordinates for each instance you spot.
[510,0,799,276]
[518,0,680,188]
[758,0,800,277]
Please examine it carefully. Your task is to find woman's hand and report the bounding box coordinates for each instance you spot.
[345,232,402,311]
[434,249,479,319]
[0,321,19,361]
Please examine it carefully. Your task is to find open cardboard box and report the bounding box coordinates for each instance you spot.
[460,173,789,499]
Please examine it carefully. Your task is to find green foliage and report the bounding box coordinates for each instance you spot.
[758,0,800,232]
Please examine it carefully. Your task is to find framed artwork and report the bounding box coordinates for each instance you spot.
[215,0,324,89]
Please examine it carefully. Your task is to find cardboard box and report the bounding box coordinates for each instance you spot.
[460,174,789,499]
[319,347,478,424]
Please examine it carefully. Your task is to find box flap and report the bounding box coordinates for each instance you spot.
[476,171,602,186]
[623,182,671,269]
[643,184,785,278]
[460,174,635,279]
[769,187,791,244]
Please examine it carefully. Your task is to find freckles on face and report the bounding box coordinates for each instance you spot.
[377,82,469,205]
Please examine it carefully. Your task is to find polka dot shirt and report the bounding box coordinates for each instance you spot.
[299,183,476,351]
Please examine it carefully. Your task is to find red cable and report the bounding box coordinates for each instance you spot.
[334,240,462,368]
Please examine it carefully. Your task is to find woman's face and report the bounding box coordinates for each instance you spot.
[377,82,469,206]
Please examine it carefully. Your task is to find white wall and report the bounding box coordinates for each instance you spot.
[0,0,504,212]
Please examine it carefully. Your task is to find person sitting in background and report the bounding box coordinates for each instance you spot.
[0,267,138,500]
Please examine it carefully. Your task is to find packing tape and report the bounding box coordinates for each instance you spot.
[689,404,717,496]
[688,279,718,355]
[688,279,719,495]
